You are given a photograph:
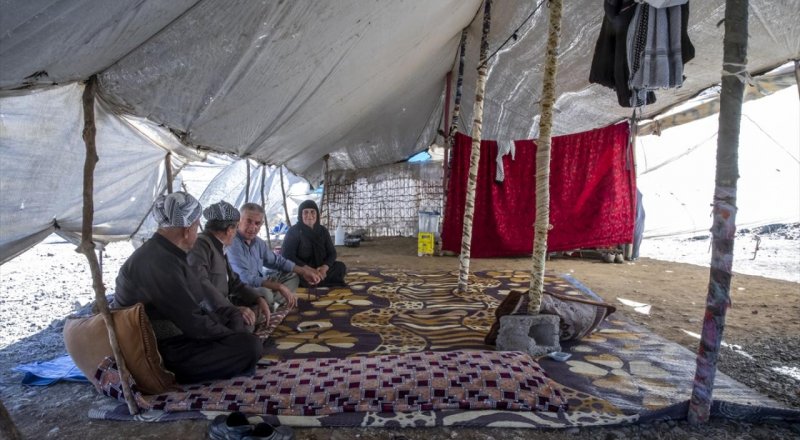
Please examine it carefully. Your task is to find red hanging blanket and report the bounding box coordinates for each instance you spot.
[442,123,635,258]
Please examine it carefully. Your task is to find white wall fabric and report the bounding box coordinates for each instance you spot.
[132,158,316,245]
[0,84,199,263]
[636,87,800,238]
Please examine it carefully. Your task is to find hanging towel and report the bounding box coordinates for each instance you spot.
[495,139,516,182]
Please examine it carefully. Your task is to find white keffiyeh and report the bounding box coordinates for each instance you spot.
[152,192,202,227]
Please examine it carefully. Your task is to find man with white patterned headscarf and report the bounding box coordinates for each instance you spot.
[115,192,262,384]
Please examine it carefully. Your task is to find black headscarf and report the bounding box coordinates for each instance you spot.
[296,200,327,267]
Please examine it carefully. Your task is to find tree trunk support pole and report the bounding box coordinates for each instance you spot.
[260,164,272,248]
[688,0,748,424]
[528,0,563,313]
[322,154,331,228]
[442,70,452,194]
[279,166,291,227]
[457,0,492,293]
[165,152,173,194]
[245,160,251,203]
[445,29,469,195]
[79,75,139,415]
[794,59,800,101]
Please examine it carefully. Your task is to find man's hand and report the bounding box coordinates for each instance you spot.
[317,264,329,280]
[300,266,321,286]
[278,284,298,309]
[238,306,256,326]
[257,297,271,324]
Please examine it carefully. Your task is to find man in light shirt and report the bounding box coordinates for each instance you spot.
[227,203,321,311]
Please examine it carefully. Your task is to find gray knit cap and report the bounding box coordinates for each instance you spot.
[152,192,202,228]
[203,201,240,223]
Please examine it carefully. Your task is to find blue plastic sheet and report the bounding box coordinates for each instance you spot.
[13,354,88,386]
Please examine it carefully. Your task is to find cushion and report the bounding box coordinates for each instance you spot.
[485,290,616,344]
[63,303,177,395]
[540,289,616,341]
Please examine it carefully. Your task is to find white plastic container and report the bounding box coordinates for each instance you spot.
[334,224,345,246]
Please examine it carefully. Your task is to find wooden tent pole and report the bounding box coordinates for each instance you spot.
[688,0,748,424]
[457,0,492,293]
[322,154,331,228]
[260,164,272,248]
[528,0,563,313]
[245,160,251,203]
[448,29,469,145]
[444,29,469,201]
[794,59,800,101]
[442,70,452,193]
[79,75,139,415]
[279,165,292,227]
[164,152,173,194]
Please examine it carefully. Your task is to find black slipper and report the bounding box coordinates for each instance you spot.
[208,411,253,440]
[242,422,295,440]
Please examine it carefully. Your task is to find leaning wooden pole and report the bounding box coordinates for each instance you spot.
[688,0,748,424]
[445,29,469,194]
[245,160,251,203]
[442,70,452,193]
[794,60,800,101]
[279,165,292,227]
[260,164,272,248]
[528,0,563,313]
[321,154,331,228]
[164,152,173,194]
[78,75,139,415]
[448,29,469,145]
[457,0,492,293]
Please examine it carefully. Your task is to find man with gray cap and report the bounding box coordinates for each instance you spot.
[188,201,271,331]
[115,192,262,384]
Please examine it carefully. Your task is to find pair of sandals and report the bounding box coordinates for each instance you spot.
[208,411,294,440]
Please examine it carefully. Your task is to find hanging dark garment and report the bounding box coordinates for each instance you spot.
[627,2,695,106]
[589,0,656,107]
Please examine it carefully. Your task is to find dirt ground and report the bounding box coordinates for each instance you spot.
[1,237,798,439]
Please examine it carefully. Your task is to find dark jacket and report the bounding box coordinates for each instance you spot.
[188,231,262,308]
[114,233,246,340]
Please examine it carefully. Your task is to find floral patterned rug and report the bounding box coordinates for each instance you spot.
[89,269,795,427]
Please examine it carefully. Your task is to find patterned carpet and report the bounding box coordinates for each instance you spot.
[89,269,797,427]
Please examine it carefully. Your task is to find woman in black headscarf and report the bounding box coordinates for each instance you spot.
[281,200,347,287]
